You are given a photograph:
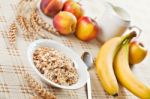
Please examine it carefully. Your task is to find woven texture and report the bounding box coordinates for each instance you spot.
[0,0,150,99]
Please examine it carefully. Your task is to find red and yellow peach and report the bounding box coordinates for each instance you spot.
[40,0,63,17]
[129,41,147,64]
[75,16,100,41]
[63,0,84,19]
[53,11,77,35]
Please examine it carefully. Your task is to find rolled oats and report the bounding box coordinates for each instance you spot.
[33,47,79,86]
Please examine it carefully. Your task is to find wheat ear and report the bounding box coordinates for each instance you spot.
[16,15,36,39]
[23,72,56,99]
[33,10,60,36]
[8,22,18,46]
[30,11,48,38]
[16,15,29,36]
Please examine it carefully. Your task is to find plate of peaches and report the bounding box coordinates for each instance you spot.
[37,0,105,41]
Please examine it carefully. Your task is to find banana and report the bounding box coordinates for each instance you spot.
[114,40,150,98]
[96,32,136,96]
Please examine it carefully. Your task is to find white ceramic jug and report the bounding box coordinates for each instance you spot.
[97,3,131,42]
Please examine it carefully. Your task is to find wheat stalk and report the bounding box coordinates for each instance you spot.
[16,15,36,40]
[30,11,40,32]
[16,15,29,36]
[23,72,56,99]
[32,10,60,36]
[30,11,48,39]
[8,22,18,46]
[17,0,33,16]
[16,0,59,40]
[37,15,60,36]
[27,1,59,35]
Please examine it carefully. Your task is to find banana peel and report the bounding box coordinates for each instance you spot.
[96,32,136,96]
[114,39,150,99]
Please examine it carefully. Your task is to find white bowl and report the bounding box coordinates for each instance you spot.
[27,39,89,89]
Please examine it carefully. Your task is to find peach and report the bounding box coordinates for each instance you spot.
[40,0,63,17]
[75,16,100,41]
[53,11,77,35]
[129,41,148,64]
[63,0,84,19]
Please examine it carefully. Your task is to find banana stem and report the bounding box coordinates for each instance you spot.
[122,32,137,46]
[117,31,137,48]
[113,31,137,63]
[123,39,131,46]
[120,31,137,43]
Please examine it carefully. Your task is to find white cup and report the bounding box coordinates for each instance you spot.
[97,3,131,42]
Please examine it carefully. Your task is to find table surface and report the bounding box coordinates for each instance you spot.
[0,0,150,99]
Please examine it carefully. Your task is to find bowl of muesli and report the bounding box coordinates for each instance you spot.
[27,39,89,89]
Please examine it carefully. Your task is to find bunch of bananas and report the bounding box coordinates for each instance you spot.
[96,32,150,98]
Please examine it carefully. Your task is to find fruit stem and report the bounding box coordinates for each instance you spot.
[121,34,135,49]
[113,31,137,63]
[129,26,142,38]
[121,31,137,43]
[113,93,118,97]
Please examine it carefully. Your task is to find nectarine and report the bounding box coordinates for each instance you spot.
[53,11,77,35]
[75,16,100,41]
[129,41,147,64]
[63,0,84,19]
[40,0,63,17]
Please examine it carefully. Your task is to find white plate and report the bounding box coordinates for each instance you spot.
[27,39,89,89]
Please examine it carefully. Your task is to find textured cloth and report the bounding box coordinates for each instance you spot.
[0,0,150,99]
